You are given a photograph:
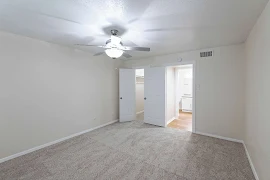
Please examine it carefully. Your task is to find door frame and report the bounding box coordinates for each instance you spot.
[163,61,196,133]
[129,62,196,133]
[132,66,149,120]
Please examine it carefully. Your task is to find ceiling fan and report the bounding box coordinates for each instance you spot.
[75,30,150,59]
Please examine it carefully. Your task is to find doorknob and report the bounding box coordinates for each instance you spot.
[144,97,147,100]
[120,97,122,99]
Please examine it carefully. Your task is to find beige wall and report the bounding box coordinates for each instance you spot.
[0,31,123,159]
[245,1,270,179]
[136,77,144,113]
[124,44,245,140]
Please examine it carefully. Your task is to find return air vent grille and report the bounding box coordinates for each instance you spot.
[200,51,213,58]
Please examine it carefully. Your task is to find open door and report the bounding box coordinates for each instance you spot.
[119,69,136,122]
[144,67,166,127]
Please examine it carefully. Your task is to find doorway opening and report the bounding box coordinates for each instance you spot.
[135,69,144,121]
[166,64,194,132]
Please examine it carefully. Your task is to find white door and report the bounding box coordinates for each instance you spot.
[119,69,136,122]
[144,67,166,127]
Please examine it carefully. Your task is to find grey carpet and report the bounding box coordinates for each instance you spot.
[0,120,254,180]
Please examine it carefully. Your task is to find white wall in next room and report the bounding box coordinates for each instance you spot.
[175,66,193,111]
[166,67,176,124]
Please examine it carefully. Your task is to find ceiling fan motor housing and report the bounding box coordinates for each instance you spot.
[111,29,118,36]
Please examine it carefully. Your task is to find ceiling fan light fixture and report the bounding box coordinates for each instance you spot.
[75,29,149,59]
[105,48,123,59]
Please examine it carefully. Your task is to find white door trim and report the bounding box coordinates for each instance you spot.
[164,61,196,133]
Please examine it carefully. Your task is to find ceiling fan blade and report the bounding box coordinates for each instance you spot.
[122,53,132,58]
[122,39,138,47]
[121,46,150,52]
[93,52,105,56]
[75,44,106,48]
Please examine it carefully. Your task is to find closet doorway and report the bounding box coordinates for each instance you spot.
[119,67,166,127]
[135,69,144,121]
[119,66,192,129]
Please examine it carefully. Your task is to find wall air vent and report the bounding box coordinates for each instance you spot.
[200,51,213,58]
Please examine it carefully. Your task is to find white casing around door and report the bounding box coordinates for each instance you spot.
[144,67,166,127]
[119,69,136,122]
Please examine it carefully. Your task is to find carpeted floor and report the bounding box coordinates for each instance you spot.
[0,120,254,180]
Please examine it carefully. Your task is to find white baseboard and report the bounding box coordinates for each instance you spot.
[0,119,119,164]
[167,117,176,125]
[243,143,259,180]
[195,131,243,143]
[136,111,144,115]
[195,131,259,179]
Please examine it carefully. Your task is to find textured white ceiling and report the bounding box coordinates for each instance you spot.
[0,0,269,60]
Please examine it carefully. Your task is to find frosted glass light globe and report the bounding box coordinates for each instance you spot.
[105,48,123,59]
